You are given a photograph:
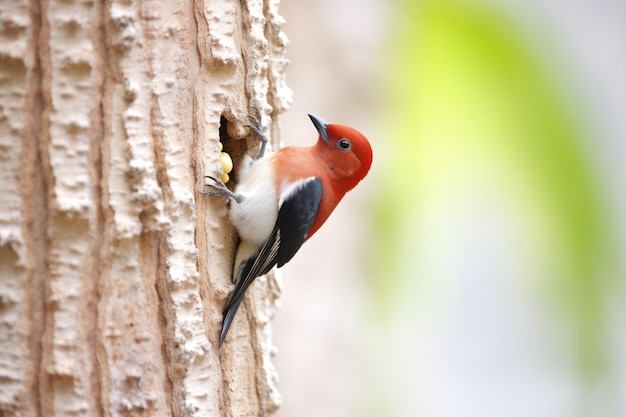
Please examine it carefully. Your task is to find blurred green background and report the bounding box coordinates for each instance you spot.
[277,0,626,416]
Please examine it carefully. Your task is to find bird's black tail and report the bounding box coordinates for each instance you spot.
[218,229,283,347]
[219,293,246,347]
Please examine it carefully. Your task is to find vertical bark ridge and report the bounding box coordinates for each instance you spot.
[23,1,47,414]
[37,0,103,415]
[98,0,170,414]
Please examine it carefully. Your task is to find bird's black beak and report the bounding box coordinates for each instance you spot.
[308,114,329,143]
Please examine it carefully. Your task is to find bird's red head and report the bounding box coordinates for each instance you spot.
[309,114,373,192]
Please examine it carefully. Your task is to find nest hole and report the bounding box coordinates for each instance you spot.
[219,115,249,187]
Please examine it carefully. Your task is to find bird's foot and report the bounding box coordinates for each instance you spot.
[245,106,268,159]
[201,176,243,203]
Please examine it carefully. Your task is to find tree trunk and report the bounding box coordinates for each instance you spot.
[0,0,290,415]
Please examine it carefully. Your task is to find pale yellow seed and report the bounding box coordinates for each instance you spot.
[221,152,233,174]
[218,141,223,152]
[221,173,230,184]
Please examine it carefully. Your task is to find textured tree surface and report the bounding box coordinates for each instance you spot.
[0,0,291,415]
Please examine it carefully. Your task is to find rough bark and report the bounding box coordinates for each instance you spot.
[0,0,290,415]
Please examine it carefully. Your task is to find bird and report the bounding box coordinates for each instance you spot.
[203,111,373,346]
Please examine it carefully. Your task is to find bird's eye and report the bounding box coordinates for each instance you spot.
[337,138,352,151]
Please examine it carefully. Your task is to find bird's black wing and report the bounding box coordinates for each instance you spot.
[219,177,323,346]
[274,177,323,267]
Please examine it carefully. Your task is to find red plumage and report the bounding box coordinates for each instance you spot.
[270,123,373,240]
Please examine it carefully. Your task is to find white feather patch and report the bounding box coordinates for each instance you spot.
[228,156,278,246]
[278,177,318,207]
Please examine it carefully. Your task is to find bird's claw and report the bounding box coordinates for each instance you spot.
[201,175,243,203]
[244,106,268,159]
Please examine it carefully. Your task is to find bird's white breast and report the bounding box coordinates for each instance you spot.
[228,155,279,246]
